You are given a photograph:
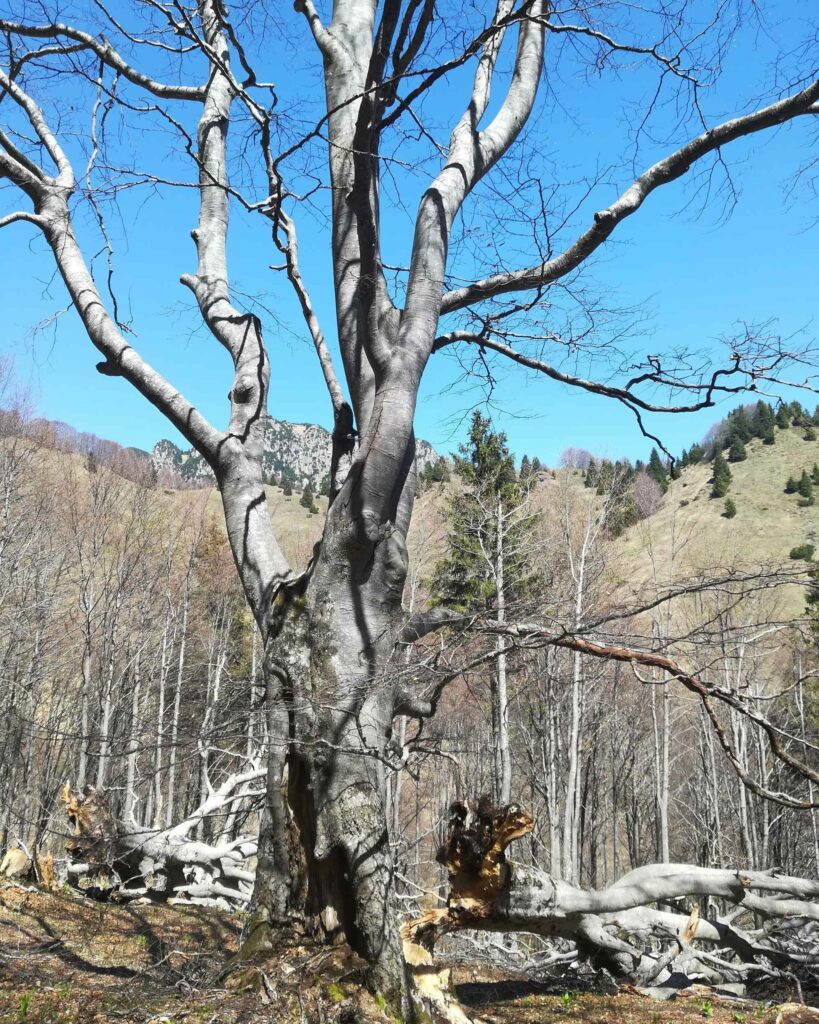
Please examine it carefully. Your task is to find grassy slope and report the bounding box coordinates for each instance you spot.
[25,421,819,611]
[615,425,819,618]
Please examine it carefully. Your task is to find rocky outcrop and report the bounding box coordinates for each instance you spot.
[151,418,440,491]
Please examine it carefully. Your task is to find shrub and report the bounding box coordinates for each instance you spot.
[805,428,818,441]
[790,543,815,561]
[723,498,737,518]
[785,475,799,494]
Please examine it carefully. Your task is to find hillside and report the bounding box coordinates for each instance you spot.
[13,409,819,604]
[616,424,819,614]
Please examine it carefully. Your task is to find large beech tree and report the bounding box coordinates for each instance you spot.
[2,0,819,1012]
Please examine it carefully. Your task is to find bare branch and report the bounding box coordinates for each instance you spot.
[441,77,819,313]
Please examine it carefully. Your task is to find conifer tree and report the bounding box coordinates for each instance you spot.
[531,457,542,475]
[799,471,814,505]
[520,454,531,480]
[300,483,318,513]
[428,411,538,803]
[752,401,775,438]
[725,406,752,445]
[776,405,791,429]
[785,475,799,494]
[723,498,737,518]
[711,450,732,498]
[728,438,747,462]
[647,448,669,493]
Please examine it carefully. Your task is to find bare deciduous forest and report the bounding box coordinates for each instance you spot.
[1,0,818,1021]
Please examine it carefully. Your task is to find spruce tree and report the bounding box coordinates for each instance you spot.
[647,448,669,493]
[726,406,752,445]
[776,405,791,429]
[799,471,814,505]
[519,454,531,480]
[728,438,747,462]
[300,483,318,512]
[711,450,732,498]
[785,475,799,494]
[723,498,737,518]
[428,411,533,611]
[531,457,541,474]
[752,401,775,438]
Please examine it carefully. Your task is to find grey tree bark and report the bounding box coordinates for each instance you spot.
[3,0,819,1013]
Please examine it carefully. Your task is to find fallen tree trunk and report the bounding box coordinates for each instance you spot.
[60,775,262,906]
[403,799,819,987]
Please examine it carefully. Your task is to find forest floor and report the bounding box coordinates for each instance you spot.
[1,885,817,1024]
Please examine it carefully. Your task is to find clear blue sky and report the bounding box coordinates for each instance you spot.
[1,0,817,465]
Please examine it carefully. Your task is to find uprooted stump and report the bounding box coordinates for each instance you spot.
[60,781,257,907]
[403,797,819,997]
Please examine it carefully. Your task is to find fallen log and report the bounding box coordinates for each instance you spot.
[403,798,819,988]
[60,776,261,906]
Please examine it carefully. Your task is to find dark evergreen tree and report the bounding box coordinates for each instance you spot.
[752,401,775,438]
[790,401,806,426]
[805,427,817,442]
[785,475,799,494]
[728,438,747,462]
[428,411,535,612]
[725,406,752,445]
[531,457,542,474]
[85,449,98,474]
[519,454,531,480]
[723,498,737,518]
[300,483,318,512]
[647,448,669,493]
[688,444,704,464]
[282,480,293,496]
[799,471,814,505]
[776,405,791,429]
[711,450,732,498]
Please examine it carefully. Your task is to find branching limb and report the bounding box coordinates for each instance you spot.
[441,77,819,313]
[0,18,206,100]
